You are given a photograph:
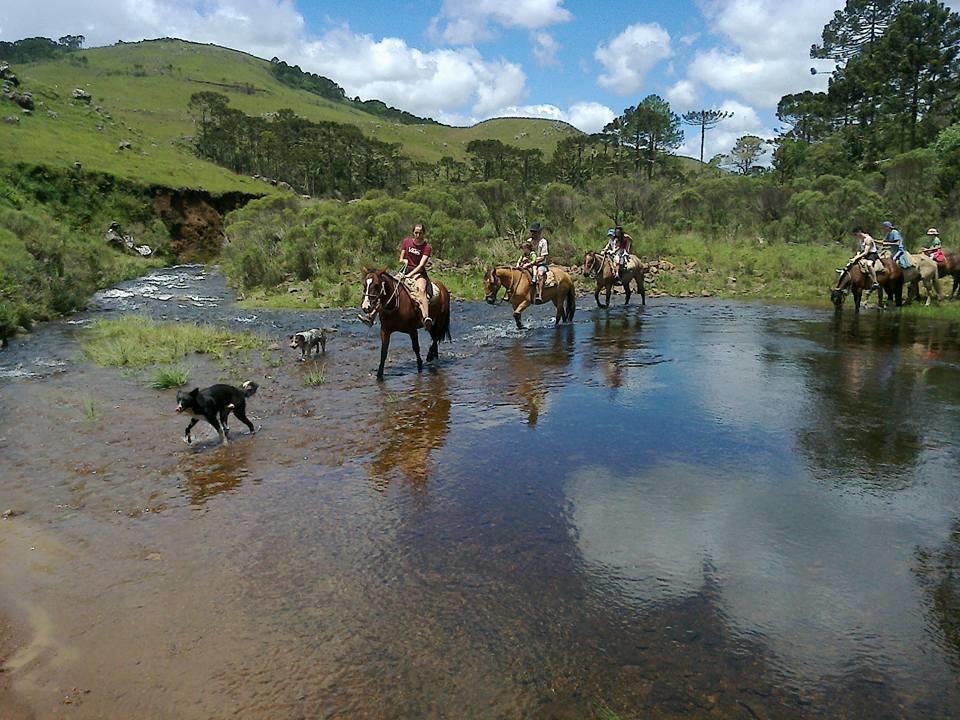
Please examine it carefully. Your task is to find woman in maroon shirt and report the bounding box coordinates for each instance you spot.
[399,223,433,330]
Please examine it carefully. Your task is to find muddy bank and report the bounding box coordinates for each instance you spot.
[0,604,33,720]
[151,188,257,262]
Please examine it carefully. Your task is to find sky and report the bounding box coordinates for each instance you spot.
[2,0,953,159]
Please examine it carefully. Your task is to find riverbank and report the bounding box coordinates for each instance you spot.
[0,608,33,720]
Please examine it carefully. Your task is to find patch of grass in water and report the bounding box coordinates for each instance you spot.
[80,316,264,367]
[304,364,326,387]
[150,364,189,389]
[80,395,97,421]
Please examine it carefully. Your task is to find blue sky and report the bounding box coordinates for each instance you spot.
[2,0,879,158]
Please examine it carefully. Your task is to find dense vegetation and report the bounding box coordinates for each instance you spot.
[213,0,960,309]
[0,166,168,342]
[268,59,439,126]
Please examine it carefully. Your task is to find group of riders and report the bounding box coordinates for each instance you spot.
[364,220,637,326]
[843,220,947,289]
[515,222,634,303]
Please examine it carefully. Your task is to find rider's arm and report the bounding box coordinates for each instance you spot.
[410,250,430,277]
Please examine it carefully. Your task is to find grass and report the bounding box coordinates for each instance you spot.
[150,364,190,389]
[6,39,580,191]
[80,395,97,421]
[304,365,326,387]
[80,316,263,367]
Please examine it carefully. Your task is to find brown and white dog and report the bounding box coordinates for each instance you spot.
[289,328,337,360]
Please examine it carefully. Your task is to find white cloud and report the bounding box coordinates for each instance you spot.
[687,0,838,108]
[666,79,698,110]
[531,32,560,67]
[0,0,532,121]
[594,23,672,95]
[451,100,615,133]
[431,0,572,45]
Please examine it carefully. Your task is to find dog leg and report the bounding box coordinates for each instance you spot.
[234,407,257,435]
[184,417,199,444]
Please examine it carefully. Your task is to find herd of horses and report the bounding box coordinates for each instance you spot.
[361,247,960,379]
[831,250,960,311]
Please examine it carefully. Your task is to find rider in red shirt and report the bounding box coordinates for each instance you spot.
[399,223,433,331]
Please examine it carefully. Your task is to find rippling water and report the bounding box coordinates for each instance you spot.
[2,267,960,718]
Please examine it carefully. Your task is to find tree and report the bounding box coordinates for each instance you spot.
[57,35,85,50]
[776,91,833,142]
[729,135,766,174]
[610,95,683,179]
[681,109,734,163]
[811,0,901,61]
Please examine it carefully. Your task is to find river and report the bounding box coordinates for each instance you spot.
[1,266,960,718]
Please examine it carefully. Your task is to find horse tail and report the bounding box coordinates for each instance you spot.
[564,283,576,323]
[430,286,452,344]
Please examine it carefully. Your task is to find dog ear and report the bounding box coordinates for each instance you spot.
[189,387,199,396]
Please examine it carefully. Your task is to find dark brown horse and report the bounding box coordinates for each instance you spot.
[361,270,451,380]
[582,251,645,307]
[483,265,576,330]
[935,251,960,298]
[831,257,902,311]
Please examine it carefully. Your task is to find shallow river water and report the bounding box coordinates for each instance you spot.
[2,266,960,719]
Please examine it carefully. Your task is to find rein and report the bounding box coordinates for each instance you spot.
[364,272,404,314]
[489,266,523,304]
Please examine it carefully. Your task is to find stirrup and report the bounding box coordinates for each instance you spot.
[358,312,375,326]
[422,316,433,331]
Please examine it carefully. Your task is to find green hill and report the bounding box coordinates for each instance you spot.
[1,39,580,193]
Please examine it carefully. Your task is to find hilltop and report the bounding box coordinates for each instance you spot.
[1,38,580,193]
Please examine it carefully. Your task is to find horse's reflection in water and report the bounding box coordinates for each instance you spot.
[584,311,645,390]
[498,326,574,426]
[368,373,451,493]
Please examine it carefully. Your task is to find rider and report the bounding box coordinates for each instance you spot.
[399,222,433,331]
[602,229,621,279]
[528,222,550,303]
[880,220,910,268]
[844,227,881,290]
[920,227,946,263]
[515,240,537,300]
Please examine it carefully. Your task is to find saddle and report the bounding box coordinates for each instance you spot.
[398,275,440,306]
[857,259,885,275]
[543,270,558,288]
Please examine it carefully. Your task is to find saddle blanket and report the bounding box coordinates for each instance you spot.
[857,259,885,274]
[399,275,441,306]
[543,271,558,288]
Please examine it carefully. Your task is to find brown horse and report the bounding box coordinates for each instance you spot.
[934,251,960,298]
[360,269,451,380]
[483,265,576,330]
[582,251,645,307]
[831,257,902,311]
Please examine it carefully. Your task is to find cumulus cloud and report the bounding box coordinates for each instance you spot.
[666,79,698,110]
[0,0,532,121]
[687,0,838,108]
[430,0,572,45]
[453,100,615,133]
[594,23,672,95]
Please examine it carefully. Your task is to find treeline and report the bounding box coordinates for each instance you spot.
[188,92,407,196]
[268,59,440,126]
[0,35,84,63]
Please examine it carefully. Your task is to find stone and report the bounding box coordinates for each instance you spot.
[3,116,19,125]
[72,88,92,102]
[118,140,132,150]
[47,110,58,119]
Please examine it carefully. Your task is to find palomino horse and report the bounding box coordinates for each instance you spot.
[360,269,452,380]
[483,265,576,330]
[901,253,943,305]
[582,251,645,307]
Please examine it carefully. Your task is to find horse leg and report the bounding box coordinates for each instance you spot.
[638,276,646,305]
[604,285,612,308]
[410,331,423,372]
[853,286,862,312]
[513,299,530,330]
[623,276,631,305]
[377,329,391,380]
[594,284,603,308]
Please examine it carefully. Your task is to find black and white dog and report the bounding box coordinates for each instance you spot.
[175,380,258,445]
[289,328,336,360]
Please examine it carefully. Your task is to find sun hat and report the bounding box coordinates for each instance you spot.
[529,222,542,232]
[607,228,616,236]
[881,221,894,229]
[927,227,939,235]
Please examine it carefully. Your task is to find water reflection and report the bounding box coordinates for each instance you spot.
[179,438,255,507]
[368,373,451,491]
[491,327,574,425]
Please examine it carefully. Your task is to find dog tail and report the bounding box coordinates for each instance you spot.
[241,380,259,398]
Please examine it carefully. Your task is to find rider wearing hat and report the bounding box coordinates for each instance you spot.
[602,229,622,280]
[920,227,946,263]
[528,222,550,303]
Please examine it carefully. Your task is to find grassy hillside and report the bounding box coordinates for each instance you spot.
[1,39,580,192]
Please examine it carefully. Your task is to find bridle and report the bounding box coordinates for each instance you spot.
[584,252,603,278]
[363,271,402,314]
[485,267,521,304]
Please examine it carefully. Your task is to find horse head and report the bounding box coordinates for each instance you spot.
[483,268,501,304]
[830,287,847,308]
[361,268,387,314]
[583,251,600,277]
